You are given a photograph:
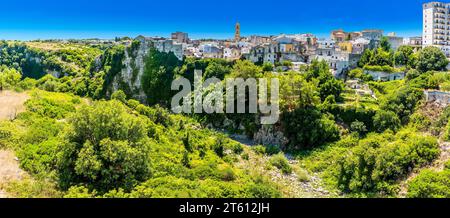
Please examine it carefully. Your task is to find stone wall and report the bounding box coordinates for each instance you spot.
[424,90,450,107]
[365,70,405,81]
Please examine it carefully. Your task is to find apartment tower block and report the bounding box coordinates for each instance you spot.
[423,2,450,57]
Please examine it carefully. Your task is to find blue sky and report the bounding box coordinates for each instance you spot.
[0,0,431,40]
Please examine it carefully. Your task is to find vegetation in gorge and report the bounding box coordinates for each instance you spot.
[1,38,450,198]
[141,47,181,106]
[407,164,450,198]
[1,89,281,197]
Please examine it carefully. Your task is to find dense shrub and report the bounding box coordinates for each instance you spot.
[25,96,76,119]
[373,110,401,133]
[350,120,368,136]
[282,107,340,150]
[269,153,292,174]
[111,89,127,103]
[416,46,449,72]
[123,176,280,198]
[363,65,398,73]
[252,145,267,155]
[18,138,60,176]
[57,100,152,192]
[381,86,423,124]
[17,78,37,90]
[0,65,22,90]
[328,105,376,131]
[337,132,439,194]
[348,68,373,81]
[141,48,181,106]
[407,170,450,198]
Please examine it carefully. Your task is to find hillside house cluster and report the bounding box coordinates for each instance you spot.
[128,23,422,77]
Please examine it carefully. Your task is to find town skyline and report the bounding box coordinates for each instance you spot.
[0,0,431,40]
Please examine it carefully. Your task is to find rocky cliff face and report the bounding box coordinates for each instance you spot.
[253,125,288,148]
[101,40,288,148]
[107,40,151,102]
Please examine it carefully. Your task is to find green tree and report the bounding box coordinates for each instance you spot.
[350,120,368,137]
[394,45,414,66]
[319,79,345,102]
[407,169,450,198]
[204,60,231,80]
[416,46,449,72]
[141,48,181,106]
[408,52,419,68]
[262,62,274,72]
[0,66,22,90]
[111,90,127,103]
[278,72,320,111]
[229,60,263,78]
[57,100,152,192]
[282,107,340,150]
[306,59,344,101]
[358,49,374,68]
[369,48,394,66]
[305,59,330,81]
[379,36,392,52]
[373,110,401,133]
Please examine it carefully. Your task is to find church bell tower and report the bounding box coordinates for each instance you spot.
[235,22,240,42]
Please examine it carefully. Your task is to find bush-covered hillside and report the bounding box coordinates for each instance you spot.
[1,38,450,198]
[0,89,280,197]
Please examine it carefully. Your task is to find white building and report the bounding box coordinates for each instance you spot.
[292,62,307,72]
[361,29,383,41]
[200,43,223,59]
[351,38,370,54]
[223,47,241,60]
[312,49,349,76]
[387,34,404,51]
[136,36,184,60]
[423,2,450,57]
[240,46,251,55]
[404,36,423,51]
[316,39,335,49]
[245,43,278,64]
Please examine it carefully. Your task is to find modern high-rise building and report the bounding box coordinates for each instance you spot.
[423,2,450,57]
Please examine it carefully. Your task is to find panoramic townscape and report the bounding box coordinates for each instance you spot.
[0,1,450,200]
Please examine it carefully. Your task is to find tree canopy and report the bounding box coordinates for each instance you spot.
[416,46,449,72]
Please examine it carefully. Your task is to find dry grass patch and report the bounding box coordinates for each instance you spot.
[0,91,29,121]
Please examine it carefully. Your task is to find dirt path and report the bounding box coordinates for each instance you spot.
[228,133,334,198]
[0,150,26,198]
[235,146,335,198]
[0,90,30,120]
[0,90,30,197]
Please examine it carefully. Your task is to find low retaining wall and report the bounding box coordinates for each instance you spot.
[424,90,450,106]
[364,70,405,81]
